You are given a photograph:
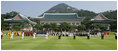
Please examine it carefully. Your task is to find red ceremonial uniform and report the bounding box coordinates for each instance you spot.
[107,32,109,35]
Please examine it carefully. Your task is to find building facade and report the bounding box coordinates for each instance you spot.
[34,13,85,26]
[4,14,37,31]
[89,13,116,30]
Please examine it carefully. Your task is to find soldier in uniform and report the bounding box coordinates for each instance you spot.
[73,33,76,40]
[87,32,90,39]
[10,30,14,39]
[58,33,61,39]
[101,32,104,39]
[33,31,36,39]
[22,31,24,39]
[45,32,48,39]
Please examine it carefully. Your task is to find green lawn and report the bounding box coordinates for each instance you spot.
[1,35,117,50]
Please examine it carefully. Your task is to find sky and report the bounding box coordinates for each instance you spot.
[1,1,117,17]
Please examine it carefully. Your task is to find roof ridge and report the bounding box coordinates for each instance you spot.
[44,13,77,15]
[92,13,108,20]
[100,13,108,19]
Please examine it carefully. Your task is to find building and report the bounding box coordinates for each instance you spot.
[34,13,85,26]
[88,13,116,30]
[4,14,37,31]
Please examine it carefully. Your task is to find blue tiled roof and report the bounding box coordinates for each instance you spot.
[41,13,83,19]
[4,14,37,25]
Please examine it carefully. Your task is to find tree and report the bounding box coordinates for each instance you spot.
[34,23,43,32]
[71,25,77,31]
[110,21,117,32]
[100,26,107,32]
[12,25,21,31]
[1,11,18,30]
[93,24,103,30]
[50,23,58,32]
[102,10,117,32]
[77,25,86,32]
[67,25,77,32]
[60,22,70,31]
[77,9,97,24]
[43,23,51,31]
[102,10,117,19]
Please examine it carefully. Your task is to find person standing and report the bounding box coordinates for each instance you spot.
[66,32,69,37]
[87,32,90,39]
[107,32,109,36]
[33,31,36,39]
[22,31,24,39]
[45,32,48,39]
[17,32,19,36]
[10,30,14,39]
[101,32,104,39]
[58,33,61,39]
[73,33,76,40]
[62,32,64,37]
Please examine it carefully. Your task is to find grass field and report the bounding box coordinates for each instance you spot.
[1,34,117,50]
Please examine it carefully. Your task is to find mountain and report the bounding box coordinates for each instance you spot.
[39,3,79,16]
[45,3,78,13]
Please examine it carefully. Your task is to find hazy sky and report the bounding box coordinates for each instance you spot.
[1,1,117,17]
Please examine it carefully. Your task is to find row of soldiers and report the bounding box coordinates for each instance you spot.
[58,32,117,40]
[1,31,37,39]
[1,31,117,40]
[5,32,34,36]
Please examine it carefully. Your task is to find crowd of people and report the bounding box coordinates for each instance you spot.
[1,30,117,40]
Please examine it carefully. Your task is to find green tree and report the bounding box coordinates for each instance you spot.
[102,10,117,32]
[77,9,97,24]
[67,25,77,32]
[12,25,21,31]
[1,11,18,30]
[60,22,69,31]
[50,23,58,32]
[110,21,117,32]
[34,23,43,32]
[77,25,86,32]
[100,26,107,32]
[43,23,51,31]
